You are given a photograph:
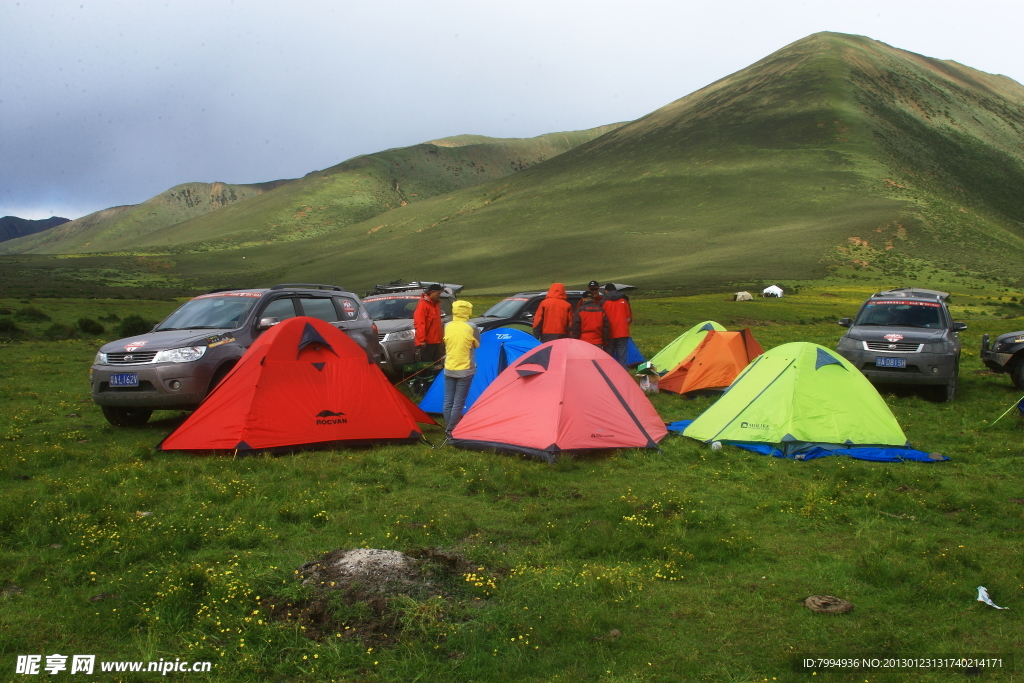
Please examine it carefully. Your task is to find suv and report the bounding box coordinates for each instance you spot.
[835,288,965,401]
[91,284,381,426]
[361,281,461,378]
[469,290,587,331]
[980,330,1024,389]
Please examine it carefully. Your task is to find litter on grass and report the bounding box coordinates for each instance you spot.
[977,586,1008,610]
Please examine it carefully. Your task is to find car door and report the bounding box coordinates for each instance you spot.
[254,296,299,339]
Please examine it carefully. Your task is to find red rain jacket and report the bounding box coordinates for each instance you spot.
[571,299,610,346]
[602,290,632,338]
[413,293,443,346]
[533,283,573,336]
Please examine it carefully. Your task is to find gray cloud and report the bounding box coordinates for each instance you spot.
[2,0,1021,219]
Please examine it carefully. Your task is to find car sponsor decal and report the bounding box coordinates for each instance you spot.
[364,295,420,301]
[501,297,530,302]
[883,333,904,342]
[206,333,236,348]
[1015,336,1024,343]
[192,292,262,299]
[124,340,147,351]
[341,300,356,315]
[866,300,941,307]
[315,409,347,425]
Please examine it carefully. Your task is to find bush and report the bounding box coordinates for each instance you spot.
[0,307,12,315]
[43,323,78,341]
[77,318,105,335]
[117,314,154,337]
[0,318,23,337]
[13,306,51,323]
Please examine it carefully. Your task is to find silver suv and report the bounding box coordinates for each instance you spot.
[835,288,965,402]
[90,284,380,426]
[361,281,460,378]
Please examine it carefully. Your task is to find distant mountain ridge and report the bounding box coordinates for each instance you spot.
[0,216,70,243]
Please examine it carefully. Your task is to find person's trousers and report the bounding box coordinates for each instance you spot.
[539,332,568,343]
[419,343,443,363]
[443,374,474,435]
[608,337,629,368]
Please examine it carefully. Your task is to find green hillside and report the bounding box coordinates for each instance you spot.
[1,180,293,254]
[3,127,621,256]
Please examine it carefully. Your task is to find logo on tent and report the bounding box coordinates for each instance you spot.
[740,421,770,430]
[315,409,347,425]
[590,432,615,438]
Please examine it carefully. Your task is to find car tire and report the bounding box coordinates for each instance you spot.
[207,362,236,394]
[101,406,153,427]
[929,361,958,402]
[1010,358,1024,391]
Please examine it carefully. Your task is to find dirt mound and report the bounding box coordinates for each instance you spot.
[298,548,425,597]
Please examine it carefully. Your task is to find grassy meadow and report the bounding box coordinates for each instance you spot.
[1,284,1023,682]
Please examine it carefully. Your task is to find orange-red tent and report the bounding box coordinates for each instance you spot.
[451,339,667,461]
[160,317,434,453]
[657,329,763,395]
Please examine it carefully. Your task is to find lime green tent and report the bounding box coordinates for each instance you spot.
[682,342,909,453]
[638,320,726,375]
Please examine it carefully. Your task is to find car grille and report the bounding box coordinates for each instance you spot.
[864,342,923,353]
[377,333,387,342]
[105,351,159,364]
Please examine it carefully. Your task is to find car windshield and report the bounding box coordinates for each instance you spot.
[855,301,945,328]
[156,294,260,331]
[364,295,452,320]
[483,297,530,318]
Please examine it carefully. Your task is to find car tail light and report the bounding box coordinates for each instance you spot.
[372,323,379,337]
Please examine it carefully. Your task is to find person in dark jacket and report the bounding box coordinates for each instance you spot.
[602,285,632,367]
[532,283,573,342]
[571,291,610,349]
[413,284,444,363]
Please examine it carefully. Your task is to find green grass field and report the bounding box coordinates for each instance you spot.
[2,286,1022,682]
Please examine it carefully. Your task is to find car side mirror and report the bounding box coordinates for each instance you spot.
[838,318,852,327]
[951,321,967,332]
[258,317,280,331]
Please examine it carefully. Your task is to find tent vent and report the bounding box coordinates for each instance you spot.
[311,362,326,371]
[815,348,845,370]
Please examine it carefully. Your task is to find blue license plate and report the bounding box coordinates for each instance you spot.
[110,373,139,387]
[875,357,906,368]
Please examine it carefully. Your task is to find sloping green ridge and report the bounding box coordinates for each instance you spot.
[1,180,293,254]
[166,32,1024,293]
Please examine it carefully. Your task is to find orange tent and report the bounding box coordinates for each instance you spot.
[159,317,434,453]
[657,329,763,395]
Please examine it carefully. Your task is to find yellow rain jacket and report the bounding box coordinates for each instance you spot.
[444,300,480,375]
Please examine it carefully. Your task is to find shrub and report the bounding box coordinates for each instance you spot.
[13,306,51,323]
[0,307,12,315]
[0,318,22,337]
[43,323,78,341]
[117,314,153,337]
[77,318,105,335]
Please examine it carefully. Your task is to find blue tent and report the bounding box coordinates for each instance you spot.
[419,327,540,414]
[626,338,645,366]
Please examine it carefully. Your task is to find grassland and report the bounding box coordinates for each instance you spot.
[2,284,1022,682]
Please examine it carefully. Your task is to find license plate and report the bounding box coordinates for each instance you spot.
[875,357,906,368]
[110,373,139,387]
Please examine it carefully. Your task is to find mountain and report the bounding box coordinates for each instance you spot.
[0,216,70,243]
[1,125,621,255]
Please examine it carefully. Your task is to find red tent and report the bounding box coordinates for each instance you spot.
[451,338,667,461]
[160,317,434,453]
[656,328,763,395]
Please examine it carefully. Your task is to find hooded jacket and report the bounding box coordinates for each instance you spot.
[413,292,443,346]
[602,289,632,338]
[571,297,610,346]
[444,300,480,374]
[532,283,573,336]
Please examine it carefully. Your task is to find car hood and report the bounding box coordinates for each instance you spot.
[847,326,948,343]
[374,319,414,333]
[99,329,234,354]
[994,330,1024,346]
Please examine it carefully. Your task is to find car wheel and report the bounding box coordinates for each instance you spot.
[929,363,958,402]
[1011,359,1024,391]
[101,406,153,427]
[208,362,236,394]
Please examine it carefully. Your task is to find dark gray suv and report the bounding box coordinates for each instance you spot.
[91,284,380,426]
[835,288,965,402]
[361,281,460,378]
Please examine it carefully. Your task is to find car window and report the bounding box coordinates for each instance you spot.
[156,294,259,331]
[363,296,420,320]
[483,297,529,317]
[298,297,340,322]
[440,298,453,317]
[522,298,542,315]
[855,301,944,328]
[335,297,360,320]
[260,297,298,322]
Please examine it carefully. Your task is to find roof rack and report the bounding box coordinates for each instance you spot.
[874,287,950,302]
[368,280,463,296]
[270,284,345,292]
[205,287,243,294]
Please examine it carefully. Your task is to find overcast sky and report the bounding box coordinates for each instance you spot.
[2,0,1022,220]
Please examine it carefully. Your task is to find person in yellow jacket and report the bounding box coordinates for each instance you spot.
[442,300,480,437]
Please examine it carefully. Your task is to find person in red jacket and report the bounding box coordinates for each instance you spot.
[414,284,444,363]
[602,284,633,367]
[532,283,573,342]
[571,291,610,349]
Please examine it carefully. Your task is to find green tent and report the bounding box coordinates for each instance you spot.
[638,320,726,375]
[682,342,909,453]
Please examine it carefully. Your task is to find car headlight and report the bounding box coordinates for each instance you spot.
[153,346,207,363]
[383,329,415,342]
[920,342,950,353]
[836,336,858,350]
[94,351,107,364]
